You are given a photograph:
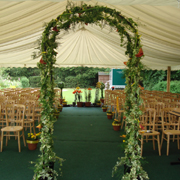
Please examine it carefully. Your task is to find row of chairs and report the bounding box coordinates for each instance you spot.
[0,87,62,152]
[1,104,27,152]
[104,90,180,156]
[0,98,42,152]
[139,107,180,156]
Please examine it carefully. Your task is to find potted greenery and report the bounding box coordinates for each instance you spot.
[75,87,83,107]
[34,156,65,180]
[94,83,100,106]
[85,87,92,107]
[57,82,65,104]
[112,119,121,131]
[96,100,101,107]
[54,108,60,119]
[102,105,108,112]
[62,100,67,107]
[100,82,105,103]
[72,89,78,106]
[58,104,63,112]
[26,132,41,150]
[106,110,113,119]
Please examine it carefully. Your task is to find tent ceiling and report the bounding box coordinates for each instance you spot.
[0,0,180,70]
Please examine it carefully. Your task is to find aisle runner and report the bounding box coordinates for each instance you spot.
[54,107,121,180]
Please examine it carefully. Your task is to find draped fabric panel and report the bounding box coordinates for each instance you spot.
[0,0,180,70]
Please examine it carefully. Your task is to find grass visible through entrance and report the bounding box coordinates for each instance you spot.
[61,88,104,105]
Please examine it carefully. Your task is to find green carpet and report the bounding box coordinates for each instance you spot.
[0,107,180,180]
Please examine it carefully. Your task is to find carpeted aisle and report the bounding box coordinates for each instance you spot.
[54,107,122,180]
[0,107,180,180]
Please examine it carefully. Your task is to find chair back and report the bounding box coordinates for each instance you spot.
[161,108,180,132]
[24,100,36,120]
[169,102,180,108]
[140,108,156,131]
[5,100,15,105]
[148,102,165,117]
[5,104,25,127]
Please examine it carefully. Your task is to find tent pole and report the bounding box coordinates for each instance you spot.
[167,66,171,92]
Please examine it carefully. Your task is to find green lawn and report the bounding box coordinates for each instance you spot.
[61,88,104,105]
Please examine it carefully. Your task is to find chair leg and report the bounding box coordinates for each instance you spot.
[22,130,26,147]
[141,136,144,156]
[1,131,3,152]
[6,132,9,146]
[153,136,155,150]
[121,119,124,129]
[157,135,161,156]
[33,122,36,134]
[161,133,164,149]
[173,135,175,142]
[167,135,170,156]
[18,131,21,152]
[177,135,180,149]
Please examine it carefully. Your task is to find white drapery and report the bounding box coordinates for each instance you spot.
[0,0,180,70]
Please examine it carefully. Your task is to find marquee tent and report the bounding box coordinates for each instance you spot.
[0,0,180,70]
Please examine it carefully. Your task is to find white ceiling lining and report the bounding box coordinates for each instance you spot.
[0,0,180,70]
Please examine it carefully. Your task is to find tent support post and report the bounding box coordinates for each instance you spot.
[167,66,171,92]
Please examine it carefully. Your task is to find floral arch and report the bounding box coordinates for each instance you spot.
[33,2,148,180]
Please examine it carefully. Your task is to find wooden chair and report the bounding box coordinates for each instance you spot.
[139,108,161,156]
[34,101,42,124]
[24,100,36,134]
[148,102,165,130]
[0,105,4,128]
[0,100,16,128]
[169,102,180,108]
[1,104,26,152]
[116,96,126,129]
[161,108,180,156]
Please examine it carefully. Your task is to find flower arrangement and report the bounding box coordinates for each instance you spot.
[102,105,108,112]
[96,100,101,106]
[58,104,63,111]
[112,119,121,126]
[94,82,100,103]
[72,90,78,103]
[57,82,65,99]
[62,100,67,106]
[85,87,92,102]
[27,132,41,141]
[73,87,83,102]
[100,82,105,99]
[95,82,105,101]
[106,109,113,115]
[96,82,101,88]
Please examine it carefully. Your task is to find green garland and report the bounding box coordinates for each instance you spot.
[33,2,148,180]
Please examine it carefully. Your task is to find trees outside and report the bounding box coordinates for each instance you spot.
[1,67,108,88]
[141,70,166,90]
[1,67,180,93]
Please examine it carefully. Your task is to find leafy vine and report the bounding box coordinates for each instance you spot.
[33,2,148,180]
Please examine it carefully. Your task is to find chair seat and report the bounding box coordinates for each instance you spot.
[24,119,34,123]
[1,126,23,132]
[139,130,160,136]
[164,130,180,135]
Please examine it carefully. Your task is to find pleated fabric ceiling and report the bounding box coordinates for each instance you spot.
[0,0,180,70]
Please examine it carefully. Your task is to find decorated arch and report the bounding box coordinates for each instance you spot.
[33,2,148,180]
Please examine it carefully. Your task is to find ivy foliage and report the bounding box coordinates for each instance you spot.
[33,2,148,180]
